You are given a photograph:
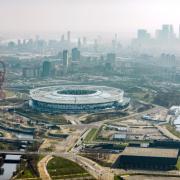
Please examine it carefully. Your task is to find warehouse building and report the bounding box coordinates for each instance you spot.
[113,147,179,170]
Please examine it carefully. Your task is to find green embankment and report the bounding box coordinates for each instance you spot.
[47,156,94,179]
[114,175,123,180]
[166,124,180,138]
[15,155,44,179]
[176,157,180,170]
[84,128,98,143]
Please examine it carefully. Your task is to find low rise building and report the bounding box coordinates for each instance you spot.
[113,147,179,170]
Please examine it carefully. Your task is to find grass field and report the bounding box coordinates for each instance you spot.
[0,131,4,137]
[84,128,98,143]
[15,155,44,179]
[16,169,37,179]
[16,108,70,124]
[176,157,180,170]
[166,124,180,138]
[114,175,123,180]
[47,156,94,179]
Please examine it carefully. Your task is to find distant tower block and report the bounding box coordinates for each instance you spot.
[0,61,6,100]
[67,31,71,43]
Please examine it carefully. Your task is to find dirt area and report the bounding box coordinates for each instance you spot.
[119,118,151,126]
[124,175,180,180]
[50,127,76,134]
[39,138,61,152]
[99,123,167,141]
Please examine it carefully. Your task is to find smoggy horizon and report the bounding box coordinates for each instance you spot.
[1,0,180,44]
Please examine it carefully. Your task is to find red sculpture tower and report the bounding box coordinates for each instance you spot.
[0,61,6,100]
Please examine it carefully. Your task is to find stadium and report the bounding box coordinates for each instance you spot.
[29,85,130,113]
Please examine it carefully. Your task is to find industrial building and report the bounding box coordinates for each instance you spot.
[113,147,179,170]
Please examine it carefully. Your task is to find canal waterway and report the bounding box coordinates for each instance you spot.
[0,155,21,180]
[0,132,34,179]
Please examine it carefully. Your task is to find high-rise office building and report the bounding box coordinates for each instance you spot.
[112,33,118,51]
[23,67,40,78]
[72,48,80,62]
[61,34,65,43]
[78,38,81,49]
[156,24,175,41]
[67,31,71,43]
[106,53,116,65]
[83,37,87,46]
[94,39,98,52]
[63,50,69,67]
[17,39,21,47]
[42,61,51,77]
[137,29,150,40]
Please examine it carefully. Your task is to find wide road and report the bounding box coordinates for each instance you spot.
[0,149,114,179]
[93,105,166,126]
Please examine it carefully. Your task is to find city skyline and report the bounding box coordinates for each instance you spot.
[1,0,180,39]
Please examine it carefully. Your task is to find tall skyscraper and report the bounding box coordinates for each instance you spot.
[72,48,80,62]
[162,24,170,40]
[63,50,69,67]
[137,29,150,40]
[83,37,87,46]
[42,61,51,77]
[115,33,117,42]
[107,53,116,63]
[78,38,81,49]
[94,39,98,52]
[67,31,71,43]
[61,34,65,43]
[156,24,176,41]
[17,39,21,47]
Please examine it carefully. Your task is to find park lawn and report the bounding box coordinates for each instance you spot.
[15,155,44,179]
[166,124,180,138]
[16,169,36,179]
[84,128,98,143]
[176,157,180,170]
[114,176,123,180]
[47,156,91,179]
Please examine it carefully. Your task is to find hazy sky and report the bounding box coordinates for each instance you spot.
[1,0,180,38]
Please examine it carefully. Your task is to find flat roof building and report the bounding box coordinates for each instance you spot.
[113,147,179,170]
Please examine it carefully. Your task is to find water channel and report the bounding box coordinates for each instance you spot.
[0,133,33,180]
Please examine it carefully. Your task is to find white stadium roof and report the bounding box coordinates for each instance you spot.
[30,85,124,105]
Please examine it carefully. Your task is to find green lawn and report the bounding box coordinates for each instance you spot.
[176,157,180,170]
[166,124,180,138]
[114,176,123,180]
[47,156,93,179]
[15,155,44,179]
[16,169,36,179]
[0,131,4,137]
[16,108,70,124]
[84,128,98,143]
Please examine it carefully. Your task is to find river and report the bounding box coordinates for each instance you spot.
[0,133,34,180]
[0,155,21,180]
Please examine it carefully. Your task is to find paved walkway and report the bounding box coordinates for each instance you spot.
[37,155,53,180]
